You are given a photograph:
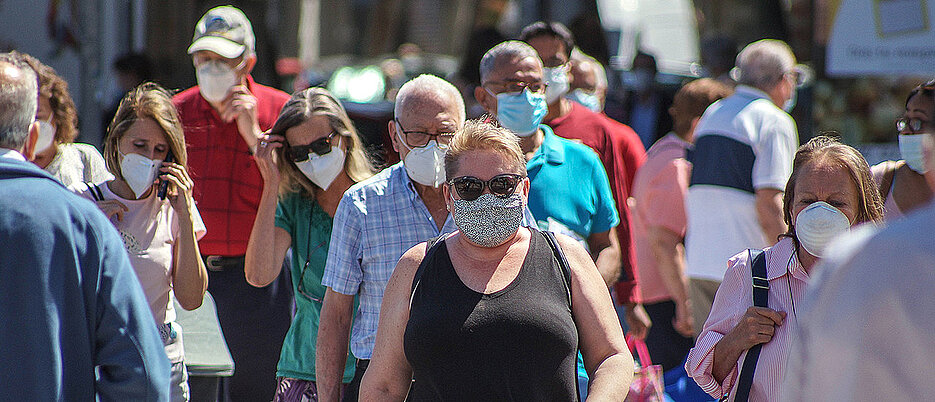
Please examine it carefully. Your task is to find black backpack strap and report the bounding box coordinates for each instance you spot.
[542,230,573,308]
[542,230,580,401]
[409,235,447,309]
[85,182,104,201]
[731,248,768,402]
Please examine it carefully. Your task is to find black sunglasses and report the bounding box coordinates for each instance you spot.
[286,132,338,162]
[448,174,524,201]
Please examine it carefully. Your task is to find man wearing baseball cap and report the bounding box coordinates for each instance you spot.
[172,5,292,400]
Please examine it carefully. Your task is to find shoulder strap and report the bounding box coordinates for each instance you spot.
[542,230,573,307]
[732,248,767,402]
[86,182,104,202]
[409,235,447,309]
[879,161,900,202]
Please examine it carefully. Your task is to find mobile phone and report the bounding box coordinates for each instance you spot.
[157,151,175,200]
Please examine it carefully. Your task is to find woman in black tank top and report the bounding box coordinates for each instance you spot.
[359,121,632,401]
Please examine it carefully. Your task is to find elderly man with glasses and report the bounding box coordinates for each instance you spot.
[684,39,805,337]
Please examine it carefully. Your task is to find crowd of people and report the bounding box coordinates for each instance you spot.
[2,4,935,401]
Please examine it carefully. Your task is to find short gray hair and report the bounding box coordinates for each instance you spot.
[733,39,795,91]
[0,53,38,150]
[571,47,607,90]
[479,40,541,84]
[394,74,466,123]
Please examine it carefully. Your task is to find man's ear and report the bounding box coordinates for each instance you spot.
[474,86,493,114]
[23,121,39,160]
[388,119,401,154]
[241,54,258,78]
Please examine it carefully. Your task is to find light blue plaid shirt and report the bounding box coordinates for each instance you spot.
[322,162,535,359]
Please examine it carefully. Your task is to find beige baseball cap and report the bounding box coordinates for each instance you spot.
[187,6,255,59]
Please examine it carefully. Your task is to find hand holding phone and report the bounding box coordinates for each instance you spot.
[158,151,175,200]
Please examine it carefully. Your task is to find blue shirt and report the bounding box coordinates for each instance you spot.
[322,162,537,359]
[526,125,620,240]
[0,154,170,401]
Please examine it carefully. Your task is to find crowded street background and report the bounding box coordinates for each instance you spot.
[2,1,935,401]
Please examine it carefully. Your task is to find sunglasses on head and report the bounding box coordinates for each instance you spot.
[286,132,338,162]
[448,174,524,201]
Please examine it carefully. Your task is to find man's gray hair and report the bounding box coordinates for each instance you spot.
[479,40,541,84]
[733,39,796,91]
[571,47,607,90]
[0,53,38,150]
[394,74,466,123]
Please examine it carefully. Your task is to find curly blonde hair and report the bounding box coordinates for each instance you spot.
[11,51,78,143]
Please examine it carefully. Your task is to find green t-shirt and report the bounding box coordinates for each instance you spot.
[274,192,356,382]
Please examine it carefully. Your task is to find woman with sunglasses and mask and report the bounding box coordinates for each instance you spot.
[244,87,375,401]
[81,83,208,401]
[685,136,883,401]
[871,80,935,220]
[360,120,632,401]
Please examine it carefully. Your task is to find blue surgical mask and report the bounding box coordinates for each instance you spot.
[566,89,602,112]
[899,133,929,174]
[488,87,547,137]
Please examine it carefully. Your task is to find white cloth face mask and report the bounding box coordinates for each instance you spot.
[794,201,851,257]
[898,133,929,174]
[295,145,345,190]
[35,117,56,153]
[196,60,239,103]
[120,151,162,199]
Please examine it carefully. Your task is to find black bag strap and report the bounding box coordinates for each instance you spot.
[85,182,104,202]
[731,248,768,402]
[409,235,447,309]
[542,230,573,307]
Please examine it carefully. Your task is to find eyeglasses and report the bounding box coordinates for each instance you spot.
[296,239,328,303]
[448,174,524,201]
[896,117,928,133]
[483,80,548,95]
[394,118,455,148]
[286,132,338,162]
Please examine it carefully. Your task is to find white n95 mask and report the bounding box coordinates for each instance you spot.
[794,201,851,257]
[120,151,161,199]
[295,145,345,190]
[196,60,238,103]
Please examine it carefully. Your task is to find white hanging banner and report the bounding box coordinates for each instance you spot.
[827,0,935,76]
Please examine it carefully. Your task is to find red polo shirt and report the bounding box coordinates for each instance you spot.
[173,75,290,256]
[546,102,647,304]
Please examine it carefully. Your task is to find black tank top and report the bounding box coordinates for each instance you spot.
[404,229,578,401]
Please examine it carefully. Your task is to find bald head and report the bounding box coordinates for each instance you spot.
[394,74,465,124]
[0,54,38,150]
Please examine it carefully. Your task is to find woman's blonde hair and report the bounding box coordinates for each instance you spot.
[12,51,78,144]
[269,87,374,198]
[444,119,526,179]
[103,82,187,179]
[782,135,884,242]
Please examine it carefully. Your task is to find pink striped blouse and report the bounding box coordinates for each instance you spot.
[685,237,809,401]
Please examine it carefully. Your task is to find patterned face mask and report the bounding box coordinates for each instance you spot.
[450,192,525,247]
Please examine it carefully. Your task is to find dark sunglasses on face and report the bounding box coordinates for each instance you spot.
[286,131,338,162]
[896,117,927,133]
[449,174,524,201]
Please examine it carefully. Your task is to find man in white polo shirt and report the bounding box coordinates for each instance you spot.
[684,39,801,335]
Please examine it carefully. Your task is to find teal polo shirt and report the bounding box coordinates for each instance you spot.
[526,125,619,239]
